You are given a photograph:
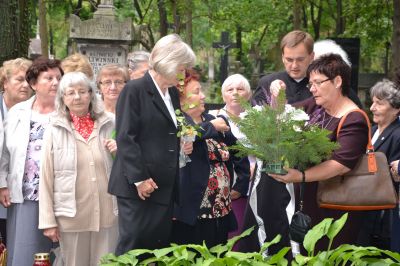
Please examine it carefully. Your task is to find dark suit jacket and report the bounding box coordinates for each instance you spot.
[108,72,180,205]
[252,71,363,108]
[372,119,400,168]
[173,113,248,227]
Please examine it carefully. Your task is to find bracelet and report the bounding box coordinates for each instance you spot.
[300,170,306,183]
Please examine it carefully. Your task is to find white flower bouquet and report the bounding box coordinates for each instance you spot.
[232,92,338,174]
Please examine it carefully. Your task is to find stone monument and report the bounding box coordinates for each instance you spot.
[68,0,134,76]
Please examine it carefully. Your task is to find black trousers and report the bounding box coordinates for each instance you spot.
[115,196,173,256]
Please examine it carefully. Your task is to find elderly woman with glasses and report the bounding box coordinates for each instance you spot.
[38,71,118,266]
[97,64,129,114]
[268,53,369,250]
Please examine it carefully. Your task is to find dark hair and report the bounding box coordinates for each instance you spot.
[307,53,351,96]
[26,57,64,85]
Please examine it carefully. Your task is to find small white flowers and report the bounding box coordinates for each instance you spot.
[278,104,309,122]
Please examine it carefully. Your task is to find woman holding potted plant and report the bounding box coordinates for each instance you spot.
[172,69,239,247]
[269,53,369,248]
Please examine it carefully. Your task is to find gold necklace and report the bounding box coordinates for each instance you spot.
[322,111,335,129]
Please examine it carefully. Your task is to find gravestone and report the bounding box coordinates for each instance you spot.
[68,0,134,76]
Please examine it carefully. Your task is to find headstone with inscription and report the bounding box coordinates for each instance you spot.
[68,0,134,77]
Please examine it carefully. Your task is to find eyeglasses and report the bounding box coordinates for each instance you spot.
[306,78,331,89]
[99,80,126,88]
[64,90,91,98]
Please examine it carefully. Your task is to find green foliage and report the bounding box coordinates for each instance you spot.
[100,214,400,265]
[231,92,338,170]
[175,109,201,138]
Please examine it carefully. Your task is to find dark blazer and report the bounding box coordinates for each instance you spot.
[108,72,180,205]
[173,113,248,226]
[372,119,400,168]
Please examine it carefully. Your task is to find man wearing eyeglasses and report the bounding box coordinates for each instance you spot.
[252,30,314,106]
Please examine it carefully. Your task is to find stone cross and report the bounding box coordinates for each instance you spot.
[212,32,236,84]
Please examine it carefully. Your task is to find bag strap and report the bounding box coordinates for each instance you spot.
[336,109,377,173]
[299,171,306,211]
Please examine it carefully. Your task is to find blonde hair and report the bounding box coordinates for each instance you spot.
[0,58,32,91]
[149,34,196,79]
[96,64,129,87]
[61,53,94,80]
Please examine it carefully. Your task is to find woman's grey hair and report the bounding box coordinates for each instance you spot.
[56,72,104,120]
[221,74,251,98]
[127,51,150,70]
[370,79,400,109]
[149,34,196,79]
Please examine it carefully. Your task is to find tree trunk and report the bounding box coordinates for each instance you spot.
[336,0,345,35]
[392,0,400,77]
[236,25,242,61]
[293,0,301,30]
[39,0,49,58]
[185,0,193,46]
[0,0,31,65]
[158,0,168,37]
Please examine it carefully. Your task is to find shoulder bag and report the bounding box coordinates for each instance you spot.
[317,109,398,210]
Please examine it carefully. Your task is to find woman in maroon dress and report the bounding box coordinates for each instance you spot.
[270,54,369,250]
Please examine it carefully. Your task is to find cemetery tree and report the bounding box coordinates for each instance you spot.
[0,0,31,65]
[392,0,400,75]
[39,0,49,58]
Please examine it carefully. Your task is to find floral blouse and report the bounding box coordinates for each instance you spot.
[198,139,232,219]
[22,111,51,201]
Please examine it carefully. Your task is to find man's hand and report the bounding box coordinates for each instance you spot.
[270,79,286,97]
[43,227,60,242]
[137,178,158,200]
[0,188,11,208]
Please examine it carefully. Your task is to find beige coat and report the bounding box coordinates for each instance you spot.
[39,112,118,231]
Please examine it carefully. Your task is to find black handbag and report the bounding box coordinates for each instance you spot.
[289,172,312,243]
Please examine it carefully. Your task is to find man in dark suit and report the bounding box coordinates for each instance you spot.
[108,34,196,255]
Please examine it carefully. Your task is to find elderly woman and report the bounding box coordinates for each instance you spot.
[209,74,251,239]
[356,80,400,251]
[96,64,129,114]
[268,53,369,250]
[0,57,33,243]
[172,69,235,247]
[127,50,150,80]
[0,58,33,118]
[39,72,118,266]
[108,34,195,255]
[0,57,63,265]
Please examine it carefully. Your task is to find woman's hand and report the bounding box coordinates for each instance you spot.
[104,139,117,156]
[0,188,11,208]
[43,227,60,242]
[390,160,399,177]
[136,178,158,200]
[230,189,241,200]
[182,141,193,155]
[269,168,302,184]
[210,117,230,133]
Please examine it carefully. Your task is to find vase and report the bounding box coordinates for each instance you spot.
[263,162,287,175]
